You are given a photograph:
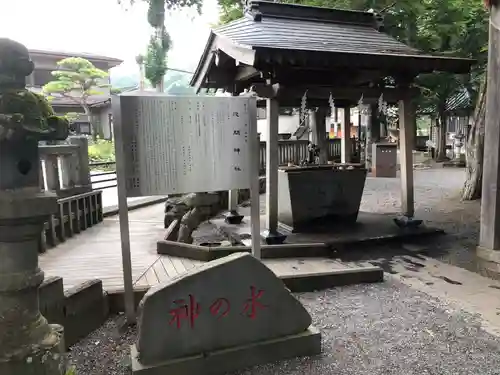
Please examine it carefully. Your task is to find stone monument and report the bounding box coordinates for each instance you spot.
[0,38,69,374]
[131,253,321,374]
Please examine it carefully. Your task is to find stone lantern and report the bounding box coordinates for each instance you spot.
[0,39,69,374]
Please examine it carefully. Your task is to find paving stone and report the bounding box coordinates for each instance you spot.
[136,253,313,365]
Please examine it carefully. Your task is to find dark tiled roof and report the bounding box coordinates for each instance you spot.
[191,1,473,89]
[49,95,110,108]
[215,7,418,57]
[29,48,123,67]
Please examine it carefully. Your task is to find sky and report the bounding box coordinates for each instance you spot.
[0,0,220,75]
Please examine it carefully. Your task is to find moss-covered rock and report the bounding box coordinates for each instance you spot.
[0,38,69,141]
[0,89,60,130]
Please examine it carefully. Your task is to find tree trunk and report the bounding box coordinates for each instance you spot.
[139,63,145,91]
[435,108,448,161]
[84,105,97,142]
[462,81,486,200]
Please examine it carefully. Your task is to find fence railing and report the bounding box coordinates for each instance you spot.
[258,139,357,172]
[87,139,358,189]
[38,137,103,253]
[39,136,92,197]
[89,161,118,190]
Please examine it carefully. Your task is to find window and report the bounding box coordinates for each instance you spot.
[33,69,55,87]
[72,122,91,135]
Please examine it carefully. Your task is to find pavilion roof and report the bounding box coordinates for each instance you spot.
[215,3,417,58]
[191,1,474,103]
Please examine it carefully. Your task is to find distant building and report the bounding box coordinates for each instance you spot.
[27,49,123,139]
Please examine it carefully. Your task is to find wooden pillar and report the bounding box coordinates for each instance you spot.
[309,109,318,144]
[225,91,244,225]
[310,108,328,164]
[341,106,351,163]
[264,98,280,235]
[478,2,500,261]
[398,97,415,218]
[317,108,328,164]
[366,104,383,170]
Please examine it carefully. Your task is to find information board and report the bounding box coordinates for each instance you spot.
[113,93,257,197]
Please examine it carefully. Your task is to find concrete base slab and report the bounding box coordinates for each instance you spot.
[131,326,321,375]
[476,246,500,278]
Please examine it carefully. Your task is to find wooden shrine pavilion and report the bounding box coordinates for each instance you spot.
[191,0,474,243]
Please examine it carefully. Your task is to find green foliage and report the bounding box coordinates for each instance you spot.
[0,89,60,130]
[122,0,202,14]
[110,87,123,94]
[88,138,115,163]
[43,57,109,102]
[64,112,80,123]
[43,57,110,139]
[144,0,170,90]
[147,0,166,27]
[139,0,201,90]
[65,367,77,375]
[145,36,168,88]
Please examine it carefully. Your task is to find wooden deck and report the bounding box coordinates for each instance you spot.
[39,203,377,293]
[134,257,368,289]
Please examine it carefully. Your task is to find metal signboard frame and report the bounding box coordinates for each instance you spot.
[112,93,261,323]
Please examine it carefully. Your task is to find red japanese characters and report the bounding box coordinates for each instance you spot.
[168,286,267,328]
[210,298,231,319]
[242,286,267,320]
[169,294,201,329]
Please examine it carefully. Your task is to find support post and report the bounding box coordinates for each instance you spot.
[225,189,244,224]
[365,104,380,170]
[249,101,261,259]
[341,106,352,163]
[477,1,500,268]
[316,108,329,164]
[112,96,136,324]
[309,109,318,144]
[68,135,91,190]
[261,97,286,245]
[395,95,421,227]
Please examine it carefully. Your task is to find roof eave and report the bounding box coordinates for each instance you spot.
[190,31,217,88]
[190,33,256,92]
[29,49,123,65]
[252,46,475,75]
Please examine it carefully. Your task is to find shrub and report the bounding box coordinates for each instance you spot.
[88,139,115,163]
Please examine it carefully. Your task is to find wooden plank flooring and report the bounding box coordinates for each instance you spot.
[134,256,373,289]
[39,203,166,292]
[39,202,375,293]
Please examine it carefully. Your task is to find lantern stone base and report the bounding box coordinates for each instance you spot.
[131,326,321,375]
[0,324,65,375]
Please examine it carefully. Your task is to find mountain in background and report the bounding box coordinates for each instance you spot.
[111,69,196,95]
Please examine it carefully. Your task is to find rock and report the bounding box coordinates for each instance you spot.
[136,253,313,365]
[183,192,220,208]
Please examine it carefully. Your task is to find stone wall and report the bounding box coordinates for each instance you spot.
[39,277,109,348]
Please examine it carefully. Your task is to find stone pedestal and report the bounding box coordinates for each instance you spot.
[0,38,68,375]
[0,139,65,374]
[277,165,367,232]
[132,253,321,374]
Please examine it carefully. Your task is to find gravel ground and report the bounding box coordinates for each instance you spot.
[69,168,489,374]
[69,280,500,375]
